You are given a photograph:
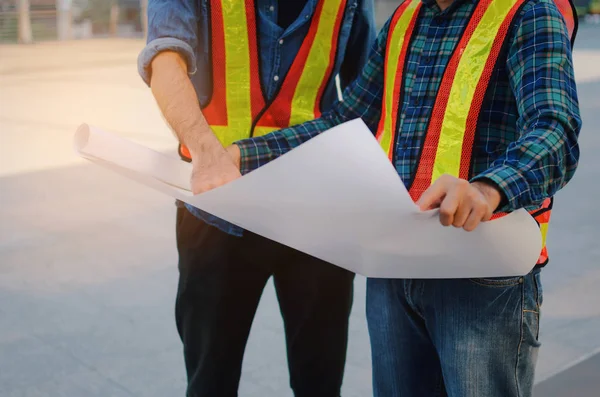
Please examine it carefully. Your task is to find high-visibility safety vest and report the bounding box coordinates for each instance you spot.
[180,0,348,159]
[376,0,578,266]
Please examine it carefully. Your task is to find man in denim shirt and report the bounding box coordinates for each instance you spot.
[138,1,375,396]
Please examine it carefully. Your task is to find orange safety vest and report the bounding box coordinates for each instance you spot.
[180,0,347,159]
[376,0,577,266]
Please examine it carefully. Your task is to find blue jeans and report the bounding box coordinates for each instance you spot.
[367,269,543,397]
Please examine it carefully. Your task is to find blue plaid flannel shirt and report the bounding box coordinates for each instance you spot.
[236,0,582,214]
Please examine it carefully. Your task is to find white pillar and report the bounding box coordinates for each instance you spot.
[56,0,73,41]
[17,0,33,44]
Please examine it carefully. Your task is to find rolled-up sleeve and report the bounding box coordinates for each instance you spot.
[137,0,200,85]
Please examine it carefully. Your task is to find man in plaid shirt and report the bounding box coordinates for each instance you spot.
[203,0,582,395]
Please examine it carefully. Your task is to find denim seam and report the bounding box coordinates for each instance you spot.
[529,273,542,339]
[514,282,525,397]
[404,280,414,309]
[533,273,542,310]
[409,281,427,320]
[468,277,522,287]
[416,281,427,320]
[434,371,445,397]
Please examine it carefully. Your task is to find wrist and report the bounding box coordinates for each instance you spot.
[186,125,223,160]
[471,180,503,211]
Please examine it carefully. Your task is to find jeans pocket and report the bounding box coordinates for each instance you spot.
[469,276,524,287]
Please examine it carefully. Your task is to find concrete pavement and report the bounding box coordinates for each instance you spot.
[1,25,600,397]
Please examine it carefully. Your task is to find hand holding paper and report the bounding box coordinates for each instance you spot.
[74,119,542,279]
[417,175,503,232]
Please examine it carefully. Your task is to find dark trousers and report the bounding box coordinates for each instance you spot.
[175,207,355,397]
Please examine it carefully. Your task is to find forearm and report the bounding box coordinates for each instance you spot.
[236,113,345,174]
[472,111,580,211]
[150,51,222,157]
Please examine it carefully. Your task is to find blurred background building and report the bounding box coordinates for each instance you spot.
[0,0,148,43]
[3,0,598,45]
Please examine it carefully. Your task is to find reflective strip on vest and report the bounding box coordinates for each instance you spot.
[378,0,577,265]
[375,0,421,160]
[255,0,347,136]
[181,0,346,158]
[412,0,524,192]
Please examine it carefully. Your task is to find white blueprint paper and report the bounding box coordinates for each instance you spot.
[74,119,542,278]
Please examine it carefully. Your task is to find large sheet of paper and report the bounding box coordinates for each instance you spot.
[74,119,542,278]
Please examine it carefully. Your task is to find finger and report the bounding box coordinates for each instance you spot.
[452,200,470,228]
[463,205,488,232]
[417,179,448,210]
[439,186,461,226]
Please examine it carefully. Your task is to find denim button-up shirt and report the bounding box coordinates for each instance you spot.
[138,0,376,236]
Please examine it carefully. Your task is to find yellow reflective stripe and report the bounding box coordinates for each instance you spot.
[539,222,549,248]
[212,126,278,145]
[210,126,235,147]
[432,0,519,181]
[379,0,420,155]
[289,0,344,126]
[219,0,253,146]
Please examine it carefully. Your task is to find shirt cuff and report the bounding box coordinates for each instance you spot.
[234,137,275,175]
[471,164,532,213]
[137,38,197,86]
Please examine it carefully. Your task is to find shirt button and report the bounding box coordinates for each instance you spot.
[279,39,284,45]
[424,56,433,64]
[269,5,274,11]
[274,75,280,81]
